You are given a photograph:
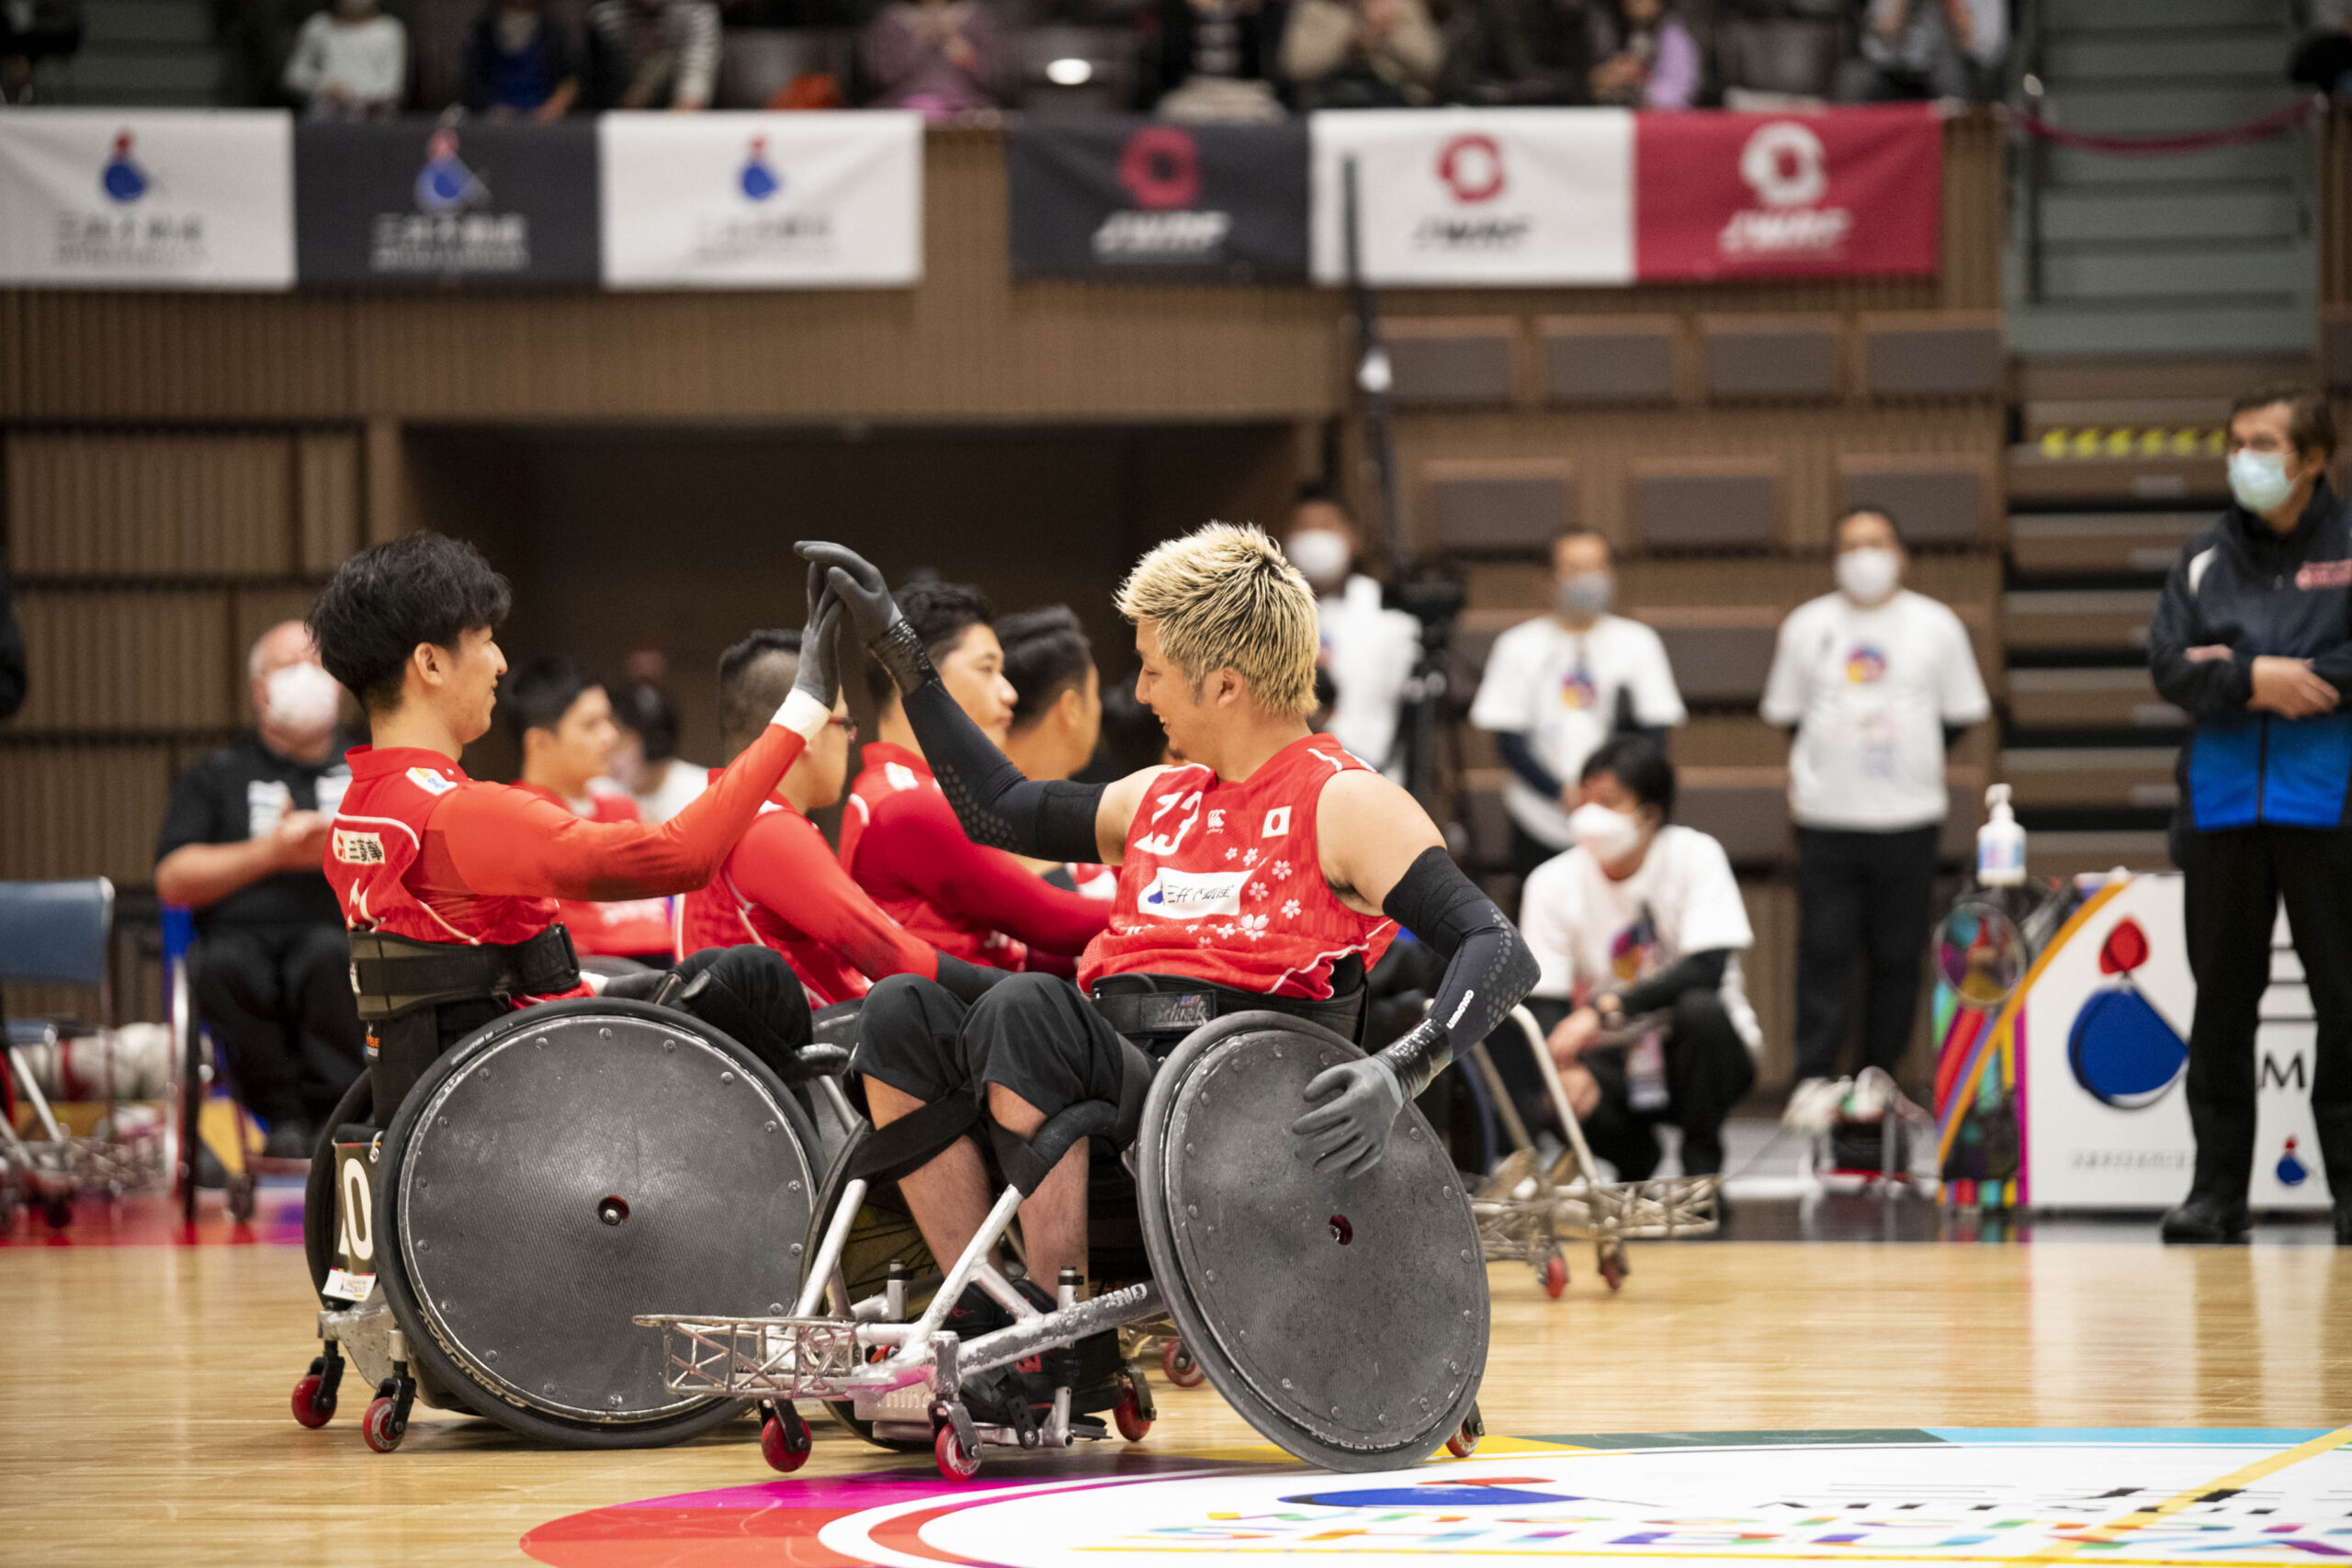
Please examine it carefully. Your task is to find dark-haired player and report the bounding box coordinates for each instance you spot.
[840,581,1109,977]
[304,533,840,1111]
[996,604,1114,899]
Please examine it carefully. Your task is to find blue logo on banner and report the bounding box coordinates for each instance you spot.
[100,130,148,204]
[2278,1136,2309,1187]
[415,129,486,214]
[740,135,780,202]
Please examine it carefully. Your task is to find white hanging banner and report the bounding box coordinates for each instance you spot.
[0,110,296,289]
[1308,107,1634,288]
[599,111,922,288]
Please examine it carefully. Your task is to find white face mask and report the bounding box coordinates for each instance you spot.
[263,660,341,736]
[1285,529,1351,593]
[1836,547,1901,605]
[1568,801,1643,863]
[2228,449,2296,515]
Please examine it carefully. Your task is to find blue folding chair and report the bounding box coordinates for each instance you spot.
[161,905,259,1224]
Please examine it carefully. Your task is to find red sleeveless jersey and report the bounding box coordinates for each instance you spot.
[324,745,577,970]
[512,782,674,959]
[1078,733,1396,998]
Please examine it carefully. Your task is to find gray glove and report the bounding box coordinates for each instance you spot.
[1291,1055,1407,1179]
[794,540,932,694]
[791,562,844,710]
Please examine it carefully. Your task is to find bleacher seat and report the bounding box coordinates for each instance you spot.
[719,28,858,108]
[1629,462,1780,551]
[2004,588,2160,651]
[1638,607,1782,706]
[1426,460,1573,553]
[1838,457,1995,548]
[2324,310,2352,391]
[1540,316,1678,406]
[1385,321,1518,409]
[2007,513,2206,575]
[1999,747,2179,811]
[1459,774,1516,870]
[1701,316,1841,402]
[2007,668,2184,729]
[1713,17,1844,102]
[1676,769,1792,866]
[1860,315,2006,400]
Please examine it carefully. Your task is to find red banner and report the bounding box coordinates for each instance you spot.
[1633,103,1940,282]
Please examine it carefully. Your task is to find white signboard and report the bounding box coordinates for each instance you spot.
[1308,108,1634,287]
[2021,873,2326,1211]
[0,110,295,288]
[598,111,922,288]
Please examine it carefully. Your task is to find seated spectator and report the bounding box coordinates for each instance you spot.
[1437,0,1585,105]
[861,0,998,117]
[608,679,707,824]
[505,655,676,966]
[282,0,407,118]
[1468,528,1686,880]
[680,630,1010,1007]
[154,622,362,1159]
[1586,0,1699,108]
[460,0,581,118]
[1283,0,1441,108]
[1147,0,1285,122]
[586,0,719,109]
[996,604,1114,897]
[1285,485,1419,780]
[1836,0,2002,103]
[841,581,1110,976]
[1518,738,1760,1179]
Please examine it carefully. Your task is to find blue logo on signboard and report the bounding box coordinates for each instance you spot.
[2066,917,2188,1110]
[415,128,487,214]
[740,136,780,202]
[100,130,148,204]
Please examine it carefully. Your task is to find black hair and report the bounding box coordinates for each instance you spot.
[503,654,599,745]
[1294,479,1347,513]
[1578,735,1675,821]
[1311,666,1339,721]
[865,580,993,708]
[1833,504,1904,547]
[2230,382,2337,457]
[611,679,681,762]
[1073,673,1167,784]
[717,628,801,754]
[307,533,512,715]
[996,605,1094,732]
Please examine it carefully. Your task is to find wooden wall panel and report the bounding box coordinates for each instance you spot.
[0,742,175,886]
[6,433,295,578]
[0,294,352,422]
[10,589,235,734]
[296,431,363,571]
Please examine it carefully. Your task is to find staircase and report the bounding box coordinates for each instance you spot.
[2007,0,2316,357]
[41,0,226,106]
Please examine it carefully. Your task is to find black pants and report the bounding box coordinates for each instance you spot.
[194,922,367,1127]
[603,943,815,1087]
[1510,822,1566,884]
[1793,824,1940,1084]
[2176,826,2352,1204]
[854,971,1131,1126]
[1521,991,1755,1179]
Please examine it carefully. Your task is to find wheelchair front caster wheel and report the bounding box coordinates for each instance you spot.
[1445,1404,1485,1459]
[1114,1388,1152,1443]
[227,1172,257,1224]
[1543,1254,1567,1299]
[290,1373,336,1429]
[42,1193,72,1230]
[761,1404,812,1472]
[1598,1240,1628,1292]
[362,1396,405,1453]
[934,1422,981,1480]
[1161,1337,1204,1389]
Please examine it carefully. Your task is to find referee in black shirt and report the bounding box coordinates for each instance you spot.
[155,621,363,1157]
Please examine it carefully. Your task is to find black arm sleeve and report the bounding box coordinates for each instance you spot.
[1373,845,1541,1099]
[1494,731,1564,801]
[900,680,1109,864]
[933,953,1010,1003]
[1613,948,1729,1016]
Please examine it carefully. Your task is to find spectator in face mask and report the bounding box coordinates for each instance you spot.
[1470,528,1686,879]
[1762,506,1989,1121]
[282,0,407,118]
[156,621,363,1158]
[1286,486,1421,780]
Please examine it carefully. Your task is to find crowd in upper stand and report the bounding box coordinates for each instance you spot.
[0,0,2007,116]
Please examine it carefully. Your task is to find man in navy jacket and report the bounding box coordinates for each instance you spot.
[2150,384,2352,1245]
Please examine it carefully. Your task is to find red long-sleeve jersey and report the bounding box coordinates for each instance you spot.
[837,742,1108,972]
[510,781,677,960]
[677,781,946,1006]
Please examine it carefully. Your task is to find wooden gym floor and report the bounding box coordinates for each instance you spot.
[2,1192,2347,1568]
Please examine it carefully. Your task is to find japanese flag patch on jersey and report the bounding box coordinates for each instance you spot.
[1137,868,1251,919]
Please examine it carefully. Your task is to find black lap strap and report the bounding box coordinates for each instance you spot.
[1089,965,1366,1047]
[346,926,581,1021]
[987,1035,1156,1197]
[849,1091,985,1185]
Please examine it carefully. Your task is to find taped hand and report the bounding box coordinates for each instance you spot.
[1291,1055,1407,1179]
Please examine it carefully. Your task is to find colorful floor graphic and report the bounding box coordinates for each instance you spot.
[522,1427,2352,1568]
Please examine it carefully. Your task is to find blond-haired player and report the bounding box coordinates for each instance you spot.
[797,527,1536,1417]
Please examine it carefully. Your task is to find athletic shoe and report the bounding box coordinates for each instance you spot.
[943,1281,1011,1340]
[1781,1077,1849,1134]
[2159,1194,2249,1244]
[1012,1279,1082,1395]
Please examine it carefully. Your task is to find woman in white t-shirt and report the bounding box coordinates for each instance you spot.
[1514,737,1759,1179]
[1469,531,1686,877]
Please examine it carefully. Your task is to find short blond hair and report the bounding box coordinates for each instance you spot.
[1115,523,1318,716]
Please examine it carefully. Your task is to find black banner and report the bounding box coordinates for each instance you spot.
[294,118,599,284]
[1008,116,1308,283]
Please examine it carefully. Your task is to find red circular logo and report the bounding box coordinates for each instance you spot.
[1119,125,1202,211]
[1436,133,1506,204]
